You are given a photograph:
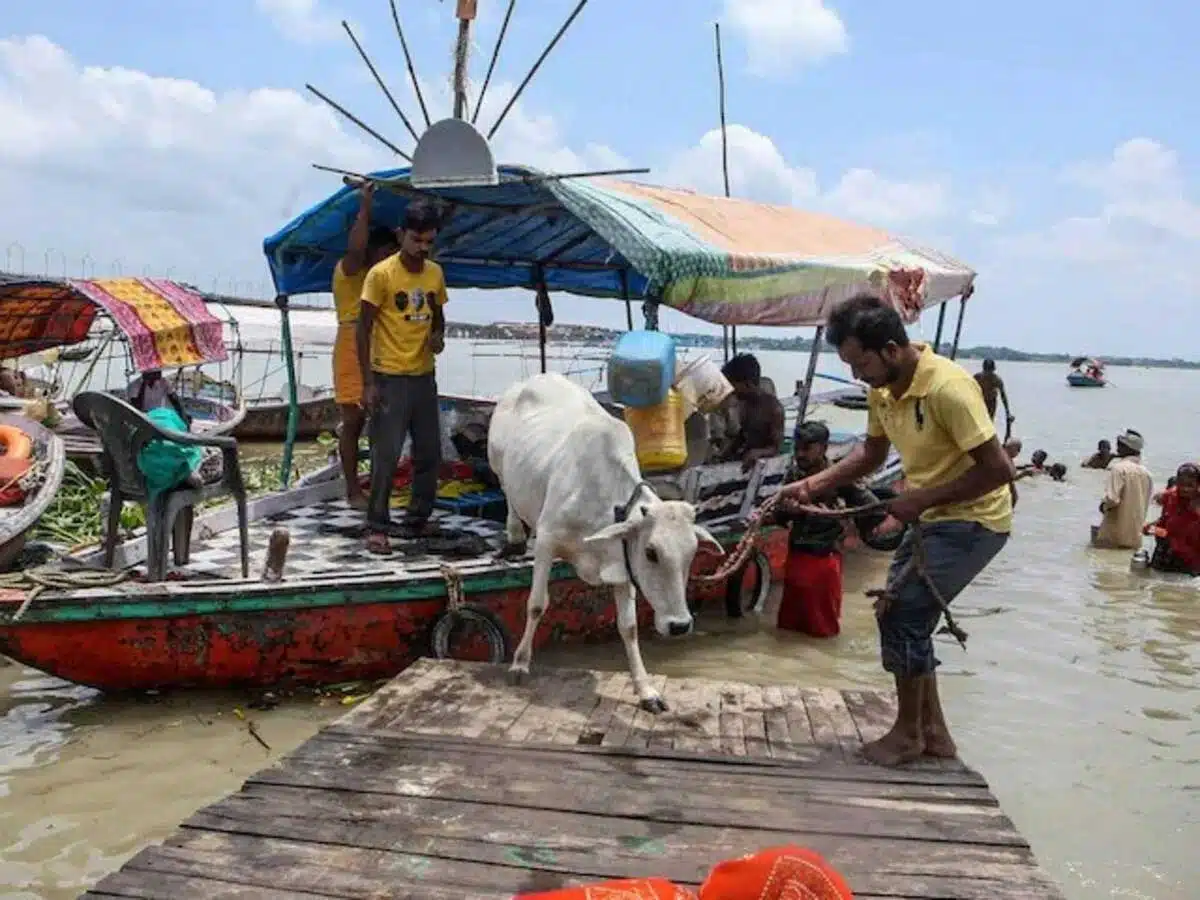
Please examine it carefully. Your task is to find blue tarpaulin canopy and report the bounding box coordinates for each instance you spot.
[263,165,651,304]
[263,164,976,328]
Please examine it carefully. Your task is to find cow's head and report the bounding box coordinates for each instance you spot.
[582,498,723,638]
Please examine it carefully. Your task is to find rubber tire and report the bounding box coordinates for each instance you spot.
[430,603,511,663]
[723,550,773,618]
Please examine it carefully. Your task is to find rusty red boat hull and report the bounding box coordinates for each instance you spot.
[0,530,788,692]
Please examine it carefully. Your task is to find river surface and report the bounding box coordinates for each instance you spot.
[2,341,1198,899]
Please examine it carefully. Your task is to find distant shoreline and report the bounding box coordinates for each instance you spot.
[443,321,1200,371]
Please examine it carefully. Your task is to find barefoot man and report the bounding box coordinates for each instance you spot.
[778,294,1015,766]
[974,358,1014,442]
[332,183,399,509]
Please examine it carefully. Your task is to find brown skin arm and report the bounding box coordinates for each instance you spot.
[429,298,445,353]
[998,376,1012,418]
[341,186,375,277]
[899,437,1015,514]
[781,434,892,499]
[357,304,377,406]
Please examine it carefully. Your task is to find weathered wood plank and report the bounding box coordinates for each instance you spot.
[322,726,986,787]
[261,740,1024,845]
[180,784,1059,897]
[79,661,1065,900]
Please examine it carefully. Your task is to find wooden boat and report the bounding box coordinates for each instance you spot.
[0,413,65,572]
[234,385,339,441]
[0,82,977,690]
[0,460,787,691]
[1067,356,1106,387]
[0,275,247,467]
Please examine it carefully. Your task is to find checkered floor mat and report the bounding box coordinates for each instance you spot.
[160,499,511,580]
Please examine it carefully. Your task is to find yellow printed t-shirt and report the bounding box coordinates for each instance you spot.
[866,343,1012,533]
[332,259,368,325]
[360,255,447,376]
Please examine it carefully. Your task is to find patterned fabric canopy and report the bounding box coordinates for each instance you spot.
[264,165,976,327]
[0,275,228,371]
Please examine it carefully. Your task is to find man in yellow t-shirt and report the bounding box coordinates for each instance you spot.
[331,183,399,509]
[357,200,447,553]
[778,294,1015,768]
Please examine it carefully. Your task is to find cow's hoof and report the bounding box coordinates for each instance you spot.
[639,696,669,714]
[497,541,528,559]
[506,667,530,686]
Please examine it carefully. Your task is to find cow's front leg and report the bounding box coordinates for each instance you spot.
[616,583,667,713]
[508,547,552,684]
[498,506,528,559]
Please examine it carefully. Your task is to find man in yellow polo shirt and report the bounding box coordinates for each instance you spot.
[357,200,447,554]
[779,293,1015,767]
[331,183,399,509]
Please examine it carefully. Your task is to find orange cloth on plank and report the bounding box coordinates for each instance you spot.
[332,322,363,406]
[513,847,852,900]
[515,880,695,899]
[699,846,853,899]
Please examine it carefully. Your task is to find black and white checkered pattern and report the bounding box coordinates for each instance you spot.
[161,499,510,580]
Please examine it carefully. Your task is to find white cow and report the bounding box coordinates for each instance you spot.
[487,372,723,712]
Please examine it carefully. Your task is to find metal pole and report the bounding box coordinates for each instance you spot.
[949,294,968,360]
[620,269,633,330]
[452,0,476,120]
[276,293,299,487]
[731,326,738,356]
[931,302,947,355]
[795,326,824,424]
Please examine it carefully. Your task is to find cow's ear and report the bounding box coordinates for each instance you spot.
[693,524,724,555]
[582,518,640,545]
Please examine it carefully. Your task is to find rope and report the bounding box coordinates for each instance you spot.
[439,563,464,611]
[692,494,968,650]
[0,566,130,622]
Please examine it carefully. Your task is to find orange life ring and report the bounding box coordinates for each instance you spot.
[0,424,33,461]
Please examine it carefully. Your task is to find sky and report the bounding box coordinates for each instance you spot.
[2,0,1197,357]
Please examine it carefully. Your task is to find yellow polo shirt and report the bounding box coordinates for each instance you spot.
[866,343,1012,533]
[331,259,367,325]
[360,255,447,376]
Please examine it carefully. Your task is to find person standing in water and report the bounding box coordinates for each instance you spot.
[358,200,447,554]
[1092,429,1152,550]
[331,183,399,509]
[778,294,1015,767]
[1082,439,1113,469]
[973,358,1014,441]
[1143,463,1200,576]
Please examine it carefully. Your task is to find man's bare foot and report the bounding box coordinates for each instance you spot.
[347,493,368,511]
[861,730,925,767]
[922,728,957,758]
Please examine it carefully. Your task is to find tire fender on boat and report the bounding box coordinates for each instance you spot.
[430,603,511,663]
[721,549,773,618]
[0,424,33,460]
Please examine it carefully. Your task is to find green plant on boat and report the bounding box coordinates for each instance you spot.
[33,456,321,549]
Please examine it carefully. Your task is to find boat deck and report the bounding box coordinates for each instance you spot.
[158,498,512,581]
[81,659,1065,899]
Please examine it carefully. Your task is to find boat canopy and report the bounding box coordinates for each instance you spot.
[263,165,976,328]
[0,274,229,372]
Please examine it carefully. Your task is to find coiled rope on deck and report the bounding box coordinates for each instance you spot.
[691,494,968,649]
[0,566,130,622]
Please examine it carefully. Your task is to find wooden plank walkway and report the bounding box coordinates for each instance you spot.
[81,659,1065,899]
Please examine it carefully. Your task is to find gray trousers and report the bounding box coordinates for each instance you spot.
[367,372,441,530]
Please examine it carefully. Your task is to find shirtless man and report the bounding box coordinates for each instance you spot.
[1082,440,1113,469]
[974,359,1014,441]
[718,353,784,472]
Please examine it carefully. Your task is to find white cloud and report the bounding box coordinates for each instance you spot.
[256,0,343,44]
[968,187,1011,227]
[0,36,641,299]
[662,125,818,205]
[661,124,949,229]
[723,0,848,77]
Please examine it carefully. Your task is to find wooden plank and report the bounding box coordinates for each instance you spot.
[181,782,1057,895]
[624,673,669,749]
[740,682,770,757]
[761,684,795,759]
[599,672,641,747]
[87,864,338,899]
[718,682,747,756]
[323,726,989,788]
[544,670,606,745]
[576,670,628,745]
[302,733,999,802]
[359,658,461,732]
[659,677,713,753]
[264,739,1024,845]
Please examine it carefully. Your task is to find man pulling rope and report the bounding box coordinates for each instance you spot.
[771,295,1014,767]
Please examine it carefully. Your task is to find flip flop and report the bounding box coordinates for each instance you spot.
[365,532,392,555]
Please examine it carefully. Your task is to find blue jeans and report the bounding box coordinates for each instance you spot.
[879,521,1009,677]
